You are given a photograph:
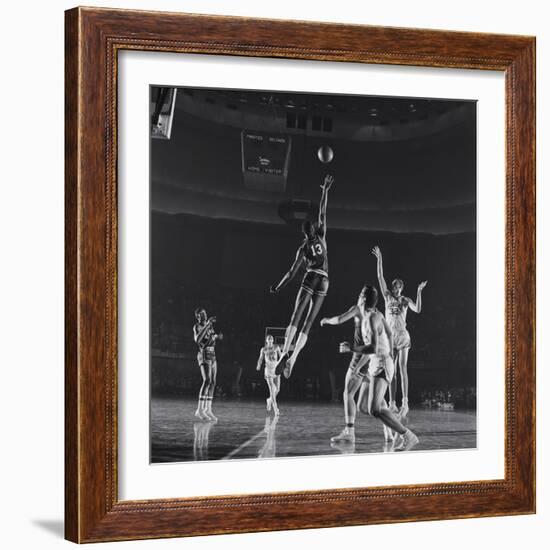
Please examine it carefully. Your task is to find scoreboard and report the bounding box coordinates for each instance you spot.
[241,130,292,192]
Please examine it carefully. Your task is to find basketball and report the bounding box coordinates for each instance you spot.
[317,145,334,164]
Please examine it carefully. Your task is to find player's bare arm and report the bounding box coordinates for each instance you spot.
[193,323,208,344]
[372,246,389,295]
[270,247,305,293]
[406,281,428,313]
[256,347,265,371]
[320,304,359,326]
[193,317,215,344]
[339,340,375,355]
[317,174,333,238]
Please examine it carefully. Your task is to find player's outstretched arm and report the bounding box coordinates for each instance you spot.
[256,348,265,371]
[407,281,427,313]
[317,174,333,238]
[372,245,389,296]
[340,341,375,356]
[270,247,305,293]
[321,304,358,326]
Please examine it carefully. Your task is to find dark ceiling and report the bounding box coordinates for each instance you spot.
[150,86,476,234]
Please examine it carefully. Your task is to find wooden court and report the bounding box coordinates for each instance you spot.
[151,396,476,463]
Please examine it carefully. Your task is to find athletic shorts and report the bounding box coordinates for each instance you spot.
[393,329,411,350]
[197,347,216,368]
[368,354,395,384]
[264,362,279,380]
[348,352,370,379]
[301,270,329,297]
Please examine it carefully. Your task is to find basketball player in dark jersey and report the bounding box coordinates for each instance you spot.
[193,308,223,421]
[320,284,372,444]
[372,246,427,418]
[270,174,333,379]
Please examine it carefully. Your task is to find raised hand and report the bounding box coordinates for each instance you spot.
[320,317,329,326]
[269,285,279,294]
[372,245,382,259]
[418,281,428,291]
[322,174,334,190]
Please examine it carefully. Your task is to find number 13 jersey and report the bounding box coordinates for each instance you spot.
[302,234,328,276]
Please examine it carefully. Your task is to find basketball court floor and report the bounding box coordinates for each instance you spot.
[151,396,476,463]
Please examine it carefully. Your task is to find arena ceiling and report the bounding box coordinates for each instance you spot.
[150,87,476,234]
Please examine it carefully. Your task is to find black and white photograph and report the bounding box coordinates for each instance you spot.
[2,0,544,547]
[149,85,477,463]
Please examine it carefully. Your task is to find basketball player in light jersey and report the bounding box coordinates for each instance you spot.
[193,308,223,422]
[372,246,427,418]
[270,174,334,379]
[256,335,282,415]
[320,284,371,444]
[340,286,419,452]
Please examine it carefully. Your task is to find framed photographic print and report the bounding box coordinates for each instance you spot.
[65,7,536,543]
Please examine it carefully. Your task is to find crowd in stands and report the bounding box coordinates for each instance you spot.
[151,281,476,408]
[150,212,476,407]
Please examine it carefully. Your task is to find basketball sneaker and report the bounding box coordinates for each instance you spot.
[283,357,296,379]
[274,352,289,376]
[330,427,355,444]
[395,429,419,452]
[204,410,218,423]
[204,402,218,423]
[194,408,209,421]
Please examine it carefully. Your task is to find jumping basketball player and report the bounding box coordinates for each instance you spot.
[193,308,223,422]
[320,284,371,444]
[372,246,427,418]
[256,335,282,415]
[340,286,419,452]
[270,174,334,379]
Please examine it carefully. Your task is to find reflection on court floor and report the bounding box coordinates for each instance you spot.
[151,397,476,463]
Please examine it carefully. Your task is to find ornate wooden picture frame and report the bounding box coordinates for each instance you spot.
[65,6,535,543]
